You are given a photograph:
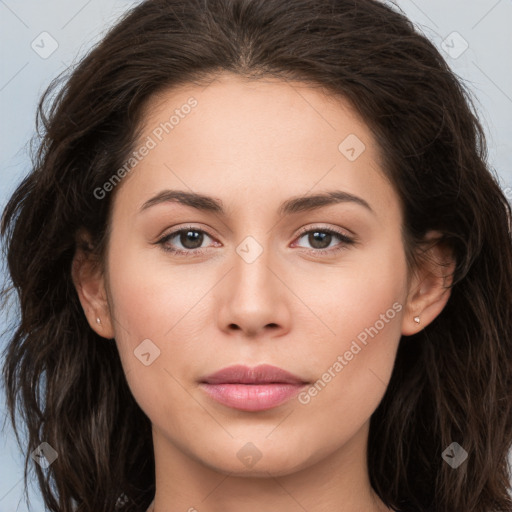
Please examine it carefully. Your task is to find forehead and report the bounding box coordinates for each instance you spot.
[140,73,372,160]
[111,73,398,223]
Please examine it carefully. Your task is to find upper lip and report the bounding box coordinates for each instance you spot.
[200,364,308,385]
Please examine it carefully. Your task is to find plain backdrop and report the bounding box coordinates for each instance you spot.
[1,1,511,510]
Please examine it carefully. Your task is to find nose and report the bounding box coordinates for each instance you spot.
[216,237,291,339]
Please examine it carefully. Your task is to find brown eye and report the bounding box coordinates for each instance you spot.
[305,231,333,249]
[176,229,204,249]
[157,227,215,256]
[294,227,354,254]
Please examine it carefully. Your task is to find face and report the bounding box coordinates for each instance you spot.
[91,73,414,476]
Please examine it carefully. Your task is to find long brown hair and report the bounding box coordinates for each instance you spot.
[2,1,511,511]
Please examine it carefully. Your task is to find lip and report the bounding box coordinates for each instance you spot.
[199,364,309,412]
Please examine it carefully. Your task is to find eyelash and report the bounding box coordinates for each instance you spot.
[155,224,356,257]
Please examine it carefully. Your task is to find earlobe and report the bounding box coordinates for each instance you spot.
[71,230,115,339]
[401,231,456,336]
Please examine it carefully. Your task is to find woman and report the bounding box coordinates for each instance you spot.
[2,0,511,511]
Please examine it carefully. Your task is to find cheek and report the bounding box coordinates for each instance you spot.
[291,243,406,421]
[104,239,215,409]
[290,234,406,351]
[293,301,403,445]
[106,234,209,342]
[296,284,403,401]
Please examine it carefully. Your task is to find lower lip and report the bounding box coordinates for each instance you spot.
[200,383,307,411]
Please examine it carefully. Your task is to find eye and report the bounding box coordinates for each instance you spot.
[156,226,217,256]
[292,226,355,255]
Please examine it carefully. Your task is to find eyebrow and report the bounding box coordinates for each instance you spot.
[139,189,375,216]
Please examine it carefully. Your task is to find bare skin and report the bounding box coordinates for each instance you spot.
[73,73,454,512]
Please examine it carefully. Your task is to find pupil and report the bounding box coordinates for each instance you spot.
[181,230,203,249]
[310,231,331,249]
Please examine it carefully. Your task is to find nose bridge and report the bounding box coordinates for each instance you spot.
[217,230,290,335]
[232,232,277,301]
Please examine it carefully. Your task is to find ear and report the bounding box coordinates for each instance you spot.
[71,229,115,339]
[401,230,456,336]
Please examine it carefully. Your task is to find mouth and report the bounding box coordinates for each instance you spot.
[199,364,309,412]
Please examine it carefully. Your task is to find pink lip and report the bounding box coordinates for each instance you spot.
[199,364,308,411]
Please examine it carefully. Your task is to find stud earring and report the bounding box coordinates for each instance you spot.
[96,317,101,325]
[413,316,420,324]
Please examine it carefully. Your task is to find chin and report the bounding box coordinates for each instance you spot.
[196,441,319,478]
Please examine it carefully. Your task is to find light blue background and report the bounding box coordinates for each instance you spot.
[1,1,511,510]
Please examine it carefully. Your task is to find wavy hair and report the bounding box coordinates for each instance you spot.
[2,0,512,511]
